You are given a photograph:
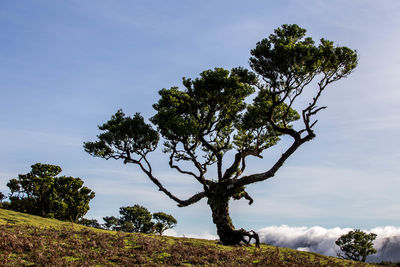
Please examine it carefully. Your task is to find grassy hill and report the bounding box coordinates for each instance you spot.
[0,208,375,266]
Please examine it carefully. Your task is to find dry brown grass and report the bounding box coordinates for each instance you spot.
[0,208,380,266]
[0,223,374,266]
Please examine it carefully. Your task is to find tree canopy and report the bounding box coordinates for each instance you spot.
[6,163,95,222]
[84,24,357,246]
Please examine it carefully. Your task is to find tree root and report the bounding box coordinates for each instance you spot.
[238,228,260,248]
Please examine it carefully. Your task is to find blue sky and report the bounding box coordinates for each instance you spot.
[1,0,400,238]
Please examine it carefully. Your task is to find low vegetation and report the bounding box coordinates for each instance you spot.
[0,208,377,266]
[102,205,177,235]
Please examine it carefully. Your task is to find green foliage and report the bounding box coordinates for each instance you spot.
[152,67,257,148]
[83,110,159,161]
[249,24,357,89]
[103,205,154,233]
[78,218,102,229]
[6,163,95,222]
[119,205,153,233]
[103,205,177,235]
[235,90,300,152]
[152,212,177,235]
[103,216,120,230]
[335,229,377,262]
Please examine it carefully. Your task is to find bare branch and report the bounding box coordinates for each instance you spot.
[168,142,202,180]
[141,154,153,173]
[129,157,206,207]
[182,142,210,191]
[102,145,206,208]
[169,152,199,180]
[233,67,346,189]
[282,73,316,126]
[301,71,334,135]
[222,149,259,181]
[177,191,207,207]
[199,135,223,181]
[234,157,247,180]
[222,152,242,181]
[269,115,300,140]
[235,133,314,188]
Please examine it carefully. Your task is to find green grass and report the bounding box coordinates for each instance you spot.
[0,208,376,266]
[0,208,77,228]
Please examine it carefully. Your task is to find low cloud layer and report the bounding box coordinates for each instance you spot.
[258,225,400,262]
[164,229,218,240]
[165,225,400,262]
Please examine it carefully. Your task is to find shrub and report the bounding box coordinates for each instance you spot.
[103,205,177,234]
[336,229,377,262]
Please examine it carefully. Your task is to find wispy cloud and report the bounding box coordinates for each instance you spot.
[0,129,82,149]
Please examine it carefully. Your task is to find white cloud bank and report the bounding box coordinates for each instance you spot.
[258,225,400,262]
[165,225,400,262]
[164,229,218,241]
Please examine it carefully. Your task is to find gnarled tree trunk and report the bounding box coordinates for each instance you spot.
[207,185,259,247]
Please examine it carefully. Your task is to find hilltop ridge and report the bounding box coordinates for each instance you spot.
[0,208,374,266]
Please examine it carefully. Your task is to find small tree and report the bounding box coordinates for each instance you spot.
[6,163,95,222]
[103,206,177,234]
[336,229,377,262]
[152,212,177,235]
[103,205,154,233]
[119,205,154,233]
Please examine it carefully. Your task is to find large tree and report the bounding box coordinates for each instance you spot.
[84,24,357,246]
[6,163,95,222]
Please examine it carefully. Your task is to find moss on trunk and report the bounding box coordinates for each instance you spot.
[207,184,259,247]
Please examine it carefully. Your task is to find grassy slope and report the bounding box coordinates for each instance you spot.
[0,208,374,266]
